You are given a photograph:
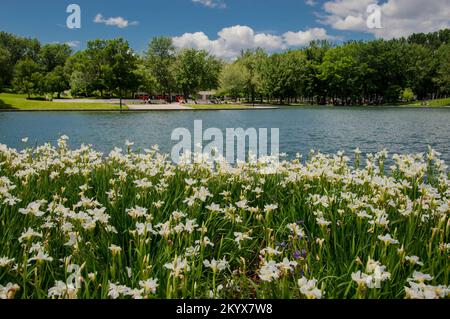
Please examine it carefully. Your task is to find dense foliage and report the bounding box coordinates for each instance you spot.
[0,29,449,104]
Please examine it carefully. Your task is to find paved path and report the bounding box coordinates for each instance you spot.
[54,99,148,105]
[53,100,280,111]
[127,103,193,110]
[127,104,281,111]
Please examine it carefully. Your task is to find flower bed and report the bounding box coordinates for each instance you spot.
[0,137,449,299]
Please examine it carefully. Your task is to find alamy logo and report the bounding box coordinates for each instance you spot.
[66,4,81,29]
[367,4,382,29]
[171,120,280,165]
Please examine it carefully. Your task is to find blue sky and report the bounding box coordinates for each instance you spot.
[0,0,448,57]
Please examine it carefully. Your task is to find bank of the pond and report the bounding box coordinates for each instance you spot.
[0,107,279,112]
[1,94,280,111]
[2,94,449,111]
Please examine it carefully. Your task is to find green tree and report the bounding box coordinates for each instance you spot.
[259,53,283,103]
[173,48,221,99]
[282,50,308,103]
[219,62,248,101]
[30,72,45,96]
[408,29,450,51]
[0,32,40,86]
[145,37,176,100]
[318,43,364,105]
[303,41,331,103]
[382,40,414,103]
[44,66,69,98]
[0,46,12,91]
[12,58,42,98]
[434,44,450,96]
[202,55,222,92]
[404,44,434,99]
[357,39,410,103]
[65,39,139,102]
[83,40,111,96]
[69,70,91,97]
[237,49,267,103]
[65,51,96,96]
[135,58,157,95]
[38,43,72,73]
[259,51,306,104]
[401,88,415,102]
[103,38,139,109]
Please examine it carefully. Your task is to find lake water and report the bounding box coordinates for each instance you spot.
[1,107,449,163]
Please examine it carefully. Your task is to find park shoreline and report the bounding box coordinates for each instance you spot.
[0,106,280,112]
[2,105,450,112]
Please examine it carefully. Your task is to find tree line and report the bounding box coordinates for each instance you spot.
[0,29,449,105]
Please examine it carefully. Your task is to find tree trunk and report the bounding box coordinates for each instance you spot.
[119,88,123,113]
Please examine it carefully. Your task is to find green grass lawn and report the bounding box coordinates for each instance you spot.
[404,97,450,107]
[0,93,127,110]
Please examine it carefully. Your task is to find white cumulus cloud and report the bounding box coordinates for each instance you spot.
[283,28,332,46]
[320,0,450,39]
[192,0,226,9]
[94,14,139,28]
[305,0,318,6]
[172,25,334,59]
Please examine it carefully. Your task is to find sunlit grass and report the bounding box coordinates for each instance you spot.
[0,94,126,110]
[405,98,450,107]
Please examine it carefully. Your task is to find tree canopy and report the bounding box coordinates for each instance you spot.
[173,48,222,99]
[145,37,176,96]
[1,29,450,104]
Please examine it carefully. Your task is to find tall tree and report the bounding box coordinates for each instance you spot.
[104,38,139,109]
[260,52,305,104]
[237,49,266,103]
[65,51,96,97]
[135,57,157,96]
[434,44,450,96]
[259,54,283,103]
[403,44,434,99]
[282,50,308,103]
[38,43,72,73]
[83,40,110,96]
[44,66,69,98]
[0,46,12,91]
[12,58,42,98]
[219,62,248,101]
[202,55,222,92]
[145,37,176,100]
[319,42,363,104]
[0,32,40,87]
[303,41,331,103]
[173,48,221,99]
